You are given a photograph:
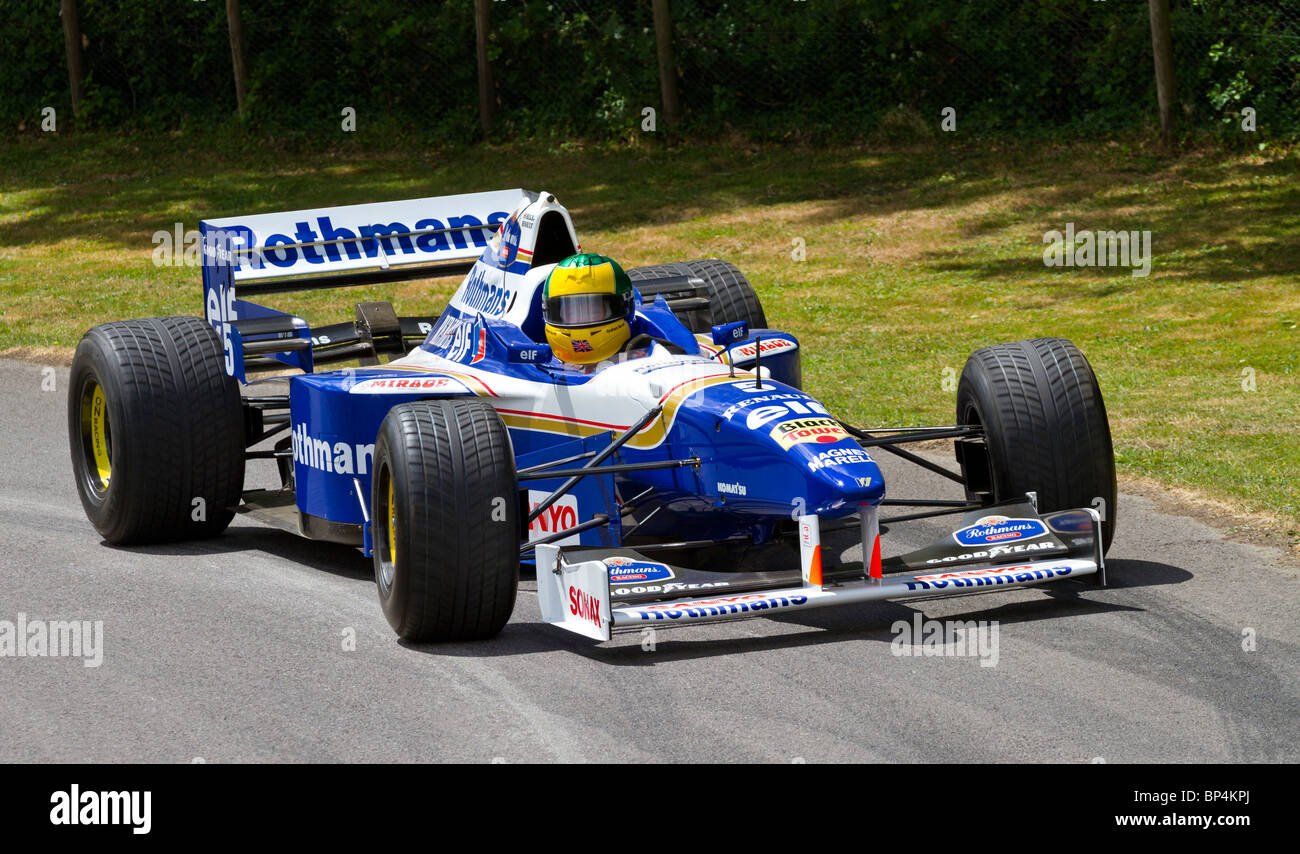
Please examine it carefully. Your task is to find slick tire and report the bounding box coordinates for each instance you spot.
[372,399,519,642]
[955,337,1117,552]
[68,316,245,544]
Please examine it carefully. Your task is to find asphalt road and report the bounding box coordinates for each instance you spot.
[2,358,1297,762]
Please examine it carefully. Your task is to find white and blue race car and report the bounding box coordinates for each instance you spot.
[68,189,1117,642]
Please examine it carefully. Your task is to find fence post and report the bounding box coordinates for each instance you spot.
[1148,0,1176,148]
[226,0,249,121]
[651,0,680,128]
[59,0,85,120]
[475,0,496,134]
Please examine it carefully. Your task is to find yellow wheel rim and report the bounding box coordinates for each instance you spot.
[81,381,112,491]
[386,474,396,564]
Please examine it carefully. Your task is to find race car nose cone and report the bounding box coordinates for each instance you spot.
[805,454,886,515]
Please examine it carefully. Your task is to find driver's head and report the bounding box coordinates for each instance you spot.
[542,253,634,364]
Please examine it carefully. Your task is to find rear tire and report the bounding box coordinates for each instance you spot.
[955,337,1117,552]
[67,316,245,544]
[372,399,519,642]
[627,259,768,331]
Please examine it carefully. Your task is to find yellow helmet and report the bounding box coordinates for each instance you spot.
[542,253,635,365]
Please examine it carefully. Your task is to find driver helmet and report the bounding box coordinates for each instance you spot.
[542,253,635,365]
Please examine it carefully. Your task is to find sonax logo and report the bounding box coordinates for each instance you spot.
[569,586,603,631]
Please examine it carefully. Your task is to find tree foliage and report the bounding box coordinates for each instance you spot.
[2,0,1296,140]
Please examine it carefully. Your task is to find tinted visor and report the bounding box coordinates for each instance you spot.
[545,293,627,327]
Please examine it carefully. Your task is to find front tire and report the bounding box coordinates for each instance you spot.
[955,337,1117,552]
[372,399,519,642]
[67,317,245,544]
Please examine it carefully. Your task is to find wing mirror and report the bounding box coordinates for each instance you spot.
[711,321,749,346]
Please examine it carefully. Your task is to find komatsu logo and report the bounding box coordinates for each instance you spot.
[292,423,374,475]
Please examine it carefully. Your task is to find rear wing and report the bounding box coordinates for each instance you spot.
[200,188,532,379]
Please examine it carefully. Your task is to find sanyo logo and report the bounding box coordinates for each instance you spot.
[292,423,374,475]
[527,491,580,545]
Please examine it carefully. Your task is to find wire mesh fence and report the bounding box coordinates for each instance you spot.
[2,0,1297,141]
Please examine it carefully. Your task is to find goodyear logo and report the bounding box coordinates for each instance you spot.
[768,417,850,450]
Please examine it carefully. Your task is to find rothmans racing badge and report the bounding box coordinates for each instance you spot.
[603,556,674,584]
[952,515,1050,547]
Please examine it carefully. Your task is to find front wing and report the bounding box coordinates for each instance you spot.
[536,505,1105,642]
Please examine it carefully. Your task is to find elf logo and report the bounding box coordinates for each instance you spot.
[204,280,237,375]
[743,398,830,430]
[527,491,580,545]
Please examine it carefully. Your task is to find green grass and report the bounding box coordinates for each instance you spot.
[1,132,1298,545]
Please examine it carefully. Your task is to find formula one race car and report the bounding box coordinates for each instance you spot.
[67,189,1116,642]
